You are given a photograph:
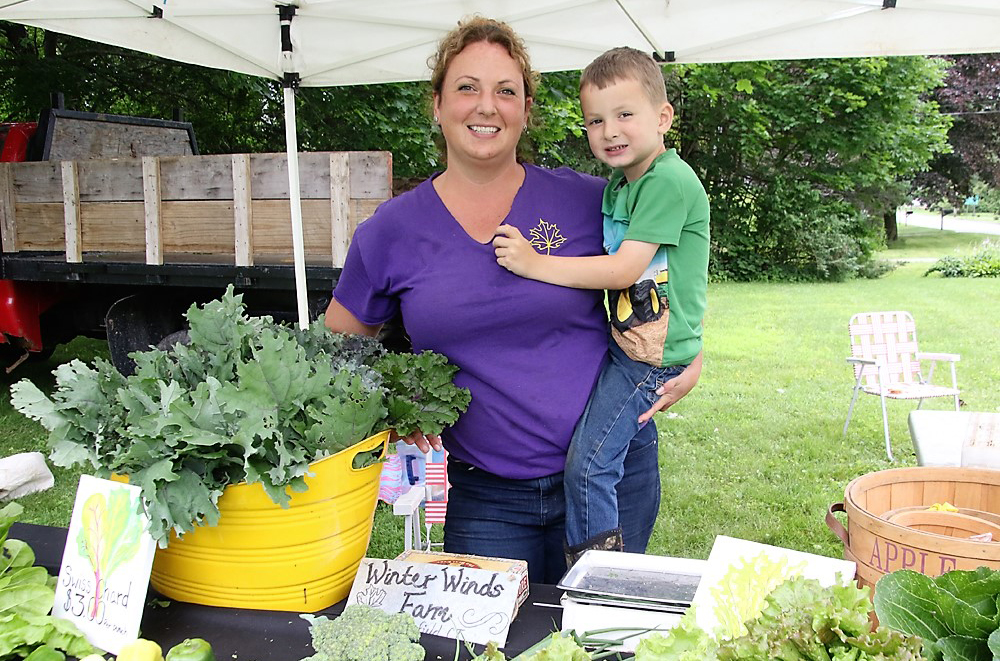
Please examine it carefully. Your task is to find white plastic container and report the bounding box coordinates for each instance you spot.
[961,412,1000,468]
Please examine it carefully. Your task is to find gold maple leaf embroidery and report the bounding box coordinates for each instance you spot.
[528,219,567,255]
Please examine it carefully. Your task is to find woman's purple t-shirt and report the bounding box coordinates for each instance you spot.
[333,164,609,479]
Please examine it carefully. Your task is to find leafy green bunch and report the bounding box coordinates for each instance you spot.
[0,503,98,661]
[10,287,470,546]
[875,567,1000,661]
[631,576,921,661]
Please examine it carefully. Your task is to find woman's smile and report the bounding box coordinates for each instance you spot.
[469,125,500,135]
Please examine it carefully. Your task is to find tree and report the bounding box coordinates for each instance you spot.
[665,57,951,280]
[913,54,1000,209]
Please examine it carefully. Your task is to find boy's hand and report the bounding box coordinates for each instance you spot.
[493,224,539,277]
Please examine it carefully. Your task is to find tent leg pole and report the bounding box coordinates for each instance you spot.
[284,85,310,330]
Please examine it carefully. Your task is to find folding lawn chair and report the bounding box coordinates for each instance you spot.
[843,311,960,461]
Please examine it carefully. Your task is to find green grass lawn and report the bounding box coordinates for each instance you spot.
[3,229,999,564]
[880,224,998,260]
[652,259,999,563]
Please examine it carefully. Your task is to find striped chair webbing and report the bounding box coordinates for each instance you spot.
[848,311,922,386]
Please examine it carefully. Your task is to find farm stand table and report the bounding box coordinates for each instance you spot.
[11,523,565,661]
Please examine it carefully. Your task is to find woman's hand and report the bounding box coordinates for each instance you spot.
[493,224,539,277]
[638,351,703,424]
[391,429,443,453]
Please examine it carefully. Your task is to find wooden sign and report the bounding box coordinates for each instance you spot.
[347,555,526,647]
[51,475,157,654]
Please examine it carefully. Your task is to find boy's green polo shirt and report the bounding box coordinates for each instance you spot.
[602,149,710,367]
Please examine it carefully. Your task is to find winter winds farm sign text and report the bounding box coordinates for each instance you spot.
[347,557,524,646]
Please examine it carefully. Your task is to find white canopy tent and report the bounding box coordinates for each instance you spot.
[2,0,999,327]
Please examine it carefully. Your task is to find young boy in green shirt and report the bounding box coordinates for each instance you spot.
[493,46,709,561]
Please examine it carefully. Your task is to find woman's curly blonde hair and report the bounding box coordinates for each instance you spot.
[428,15,538,100]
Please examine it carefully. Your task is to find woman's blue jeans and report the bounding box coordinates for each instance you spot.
[443,410,665,583]
[564,341,685,549]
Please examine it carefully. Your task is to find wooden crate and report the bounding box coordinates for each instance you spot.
[0,151,391,267]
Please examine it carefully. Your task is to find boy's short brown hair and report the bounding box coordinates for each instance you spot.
[580,46,668,105]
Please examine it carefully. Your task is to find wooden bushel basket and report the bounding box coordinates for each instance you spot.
[826,467,1000,596]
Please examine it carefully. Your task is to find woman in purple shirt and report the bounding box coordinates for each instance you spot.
[325,16,700,583]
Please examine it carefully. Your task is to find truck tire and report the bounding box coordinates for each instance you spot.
[105,294,188,375]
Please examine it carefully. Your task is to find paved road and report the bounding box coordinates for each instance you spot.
[898,209,1000,236]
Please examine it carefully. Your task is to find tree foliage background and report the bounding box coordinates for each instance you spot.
[1,26,957,281]
[913,54,1000,210]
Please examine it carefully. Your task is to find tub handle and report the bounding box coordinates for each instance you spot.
[826,502,849,545]
[349,430,390,470]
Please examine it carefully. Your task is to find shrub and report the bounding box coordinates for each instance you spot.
[925,238,1000,277]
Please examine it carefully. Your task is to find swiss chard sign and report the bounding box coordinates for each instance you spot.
[52,475,157,654]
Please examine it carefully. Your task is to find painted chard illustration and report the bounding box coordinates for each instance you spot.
[77,488,143,619]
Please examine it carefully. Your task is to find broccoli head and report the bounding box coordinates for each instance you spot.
[300,605,424,661]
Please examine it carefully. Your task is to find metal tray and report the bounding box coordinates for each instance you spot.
[557,550,706,606]
[561,592,690,613]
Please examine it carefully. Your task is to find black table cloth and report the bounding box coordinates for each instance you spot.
[11,522,565,661]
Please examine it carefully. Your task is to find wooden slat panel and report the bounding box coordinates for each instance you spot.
[9,151,391,202]
[14,201,366,265]
[330,152,350,267]
[143,157,163,265]
[0,163,16,252]
[47,117,194,161]
[81,203,144,251]
[78,160,144,202]
[251,153,317,200]
[352,200,380,232]
[250,152,391,200]
[923,481,954,508]
[249,200,331,257]
[6,151,390,260]
[232,154,254,266]
[862,484,889,515]
[987,483,1000,516]
[10,161,63,203]
[16,200,338,256]
[889,481,923,513]
[10,203,64,250]
[347,151,392,199]
[952,481,984,510]
[159,154,233,201]
[61,161,82,263]
[161,201,236,255]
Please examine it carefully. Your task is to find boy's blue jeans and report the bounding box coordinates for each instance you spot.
[564,340,686,550]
